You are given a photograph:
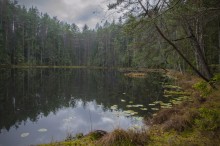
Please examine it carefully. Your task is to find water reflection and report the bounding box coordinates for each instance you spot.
[0,68,166,146]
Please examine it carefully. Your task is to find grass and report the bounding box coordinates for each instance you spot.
[38,69,220,146]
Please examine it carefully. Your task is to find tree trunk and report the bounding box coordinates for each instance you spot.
[155,24,211,82]
[218,16,220,66]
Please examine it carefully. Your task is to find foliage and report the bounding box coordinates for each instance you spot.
[195,108,220,131]
[212,73,220,83]
[193,81,212,97]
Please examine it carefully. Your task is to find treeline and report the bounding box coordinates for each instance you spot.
[0,0,130,67]
[0,0,220,73]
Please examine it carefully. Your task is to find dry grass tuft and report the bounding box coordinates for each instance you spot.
[162,109,198,132]
[151,108,181,125]
[97,129,149,146]
[124,72,147,78]
[150,103,199,132]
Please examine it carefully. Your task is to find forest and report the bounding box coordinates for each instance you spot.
[1,0,220,145]
[0,0,219,81]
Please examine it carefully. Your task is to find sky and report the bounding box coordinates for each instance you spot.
[16,0,117,29]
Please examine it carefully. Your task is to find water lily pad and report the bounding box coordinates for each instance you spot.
[134,117,143,121]
[149,103,155,106]
[140,108,148,111]
[38,128,47,132]
[123,110,138,115]
[129,101,133,104]
[21,133,29,138]
[161,105,172,109]
[126,105,133,108]
[132,104,143,107]
[151,108,159,111]
[153,101,161,104]
[121,99,126,102]
[110,105,118,110]
[123,93,126,95]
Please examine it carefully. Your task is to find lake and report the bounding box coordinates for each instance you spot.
[0,68,169,146]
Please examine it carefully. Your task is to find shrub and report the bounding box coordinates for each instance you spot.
[195,108,220,131]
[193,81,212,97]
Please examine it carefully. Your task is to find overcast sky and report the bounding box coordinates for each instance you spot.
[16,0,117,29]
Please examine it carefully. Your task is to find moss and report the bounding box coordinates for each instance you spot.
[194,108,220,131]
[39,136,96,146]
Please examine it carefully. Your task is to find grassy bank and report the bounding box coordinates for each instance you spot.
[38,70,220,146]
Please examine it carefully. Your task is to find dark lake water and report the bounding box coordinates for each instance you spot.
[0,68,169,146]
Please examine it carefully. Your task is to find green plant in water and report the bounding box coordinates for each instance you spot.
[195,108,220,131]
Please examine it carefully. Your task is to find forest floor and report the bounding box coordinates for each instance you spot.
[35,69,220,146]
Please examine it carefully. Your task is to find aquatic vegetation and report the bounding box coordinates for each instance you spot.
[163,85,182,90]
[164,90,190,96]
[126,104,143,108]
[151,108,159,111]
[149,103,155,106]
[110,105,118,110]
[20,133,30,138]
[140,108,148,111]
[153,101,162,104]
[121,99,126,102]
[134,117,143,121]
[126,105,133,108]
[123,110,138,115]
[38,128,48,132]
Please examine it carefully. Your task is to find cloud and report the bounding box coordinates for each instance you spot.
[16,0,111,29]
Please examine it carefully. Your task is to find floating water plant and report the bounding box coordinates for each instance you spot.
[21,133,30,138]
[126,104,143,108]
[123,110,138,115]
[134,117,143,121]
[153,101,162,104]
[151,108,159,111]
[161,105,172,109]
[172,101,182,105]
[121,99,126,102]
[149,103,156,106]
[163,85,182,90]
[133,104,143,107]
[110,105,118,110]
[164,90,190,96]
[38,128,47,132]
[129,101,133,104]
[140,108,148,111]
[126,105,133,108]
